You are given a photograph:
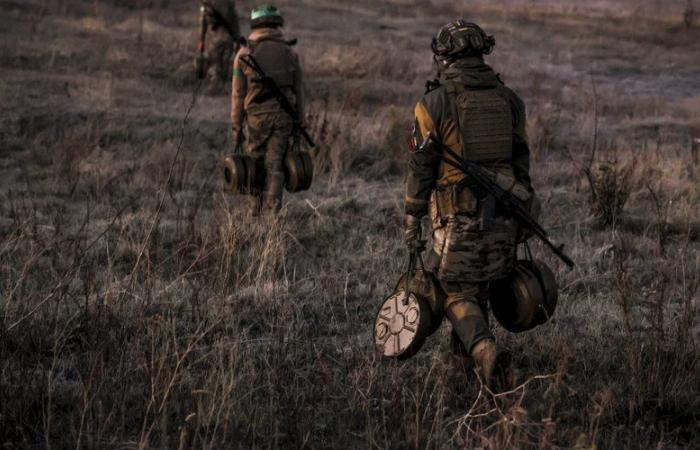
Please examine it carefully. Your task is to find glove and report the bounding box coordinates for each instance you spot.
[404,214,424,251]
[517,194,540,243]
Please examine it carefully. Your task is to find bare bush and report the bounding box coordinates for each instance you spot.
[584,158,635,226]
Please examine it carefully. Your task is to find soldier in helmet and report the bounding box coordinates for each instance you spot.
[231,5,304,213]
[404,20,535,387]
[196,0,240,94]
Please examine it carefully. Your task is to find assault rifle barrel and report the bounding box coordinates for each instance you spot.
[417,132,575,268]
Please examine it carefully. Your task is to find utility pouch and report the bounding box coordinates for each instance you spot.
[434,187,454,219]
[453,185,478,216]
[435,184,478,220]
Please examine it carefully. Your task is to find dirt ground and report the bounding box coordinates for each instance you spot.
[1,0,699,448]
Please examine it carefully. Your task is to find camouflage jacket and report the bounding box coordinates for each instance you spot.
[405,57,531,282]
[201,0,240,39]
[405,57,531,218]
[230,27,304,137]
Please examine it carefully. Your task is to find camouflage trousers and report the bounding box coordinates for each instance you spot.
[430,213,517,354]
[443,282,493,355]
[205,29,234,90]
[245,109,293,212]
[432,214,517,283]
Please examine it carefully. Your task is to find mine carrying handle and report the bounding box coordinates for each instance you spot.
[239,54,316,148]
[403,246,426,305]
[416,132,575,269]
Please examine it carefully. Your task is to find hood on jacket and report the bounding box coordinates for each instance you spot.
[248,27,284,42]
[439,56,501,89]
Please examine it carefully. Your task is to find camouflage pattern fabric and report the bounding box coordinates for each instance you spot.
[231,26,304,212]
[405,56,531,218]
[433,215,517,282]
[202,0,240,88]
[405,55,528,283]
[443,282,494,354]
[245,111,293,212]
[230,27,303,142]
[203,0,240,33]
[205,30,234,86]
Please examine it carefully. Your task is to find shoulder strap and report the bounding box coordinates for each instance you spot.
[424,79,441,94]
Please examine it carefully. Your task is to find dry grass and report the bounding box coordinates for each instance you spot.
[1,0,699,448]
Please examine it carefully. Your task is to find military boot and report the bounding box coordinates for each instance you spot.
[262,172,284,213]
[471,339,498,388]
[206,67,225,95]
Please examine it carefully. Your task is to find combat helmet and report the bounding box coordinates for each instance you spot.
[431,19,495,62]
[251,4,284,28]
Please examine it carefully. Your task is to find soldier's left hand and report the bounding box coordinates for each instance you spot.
[404,214,424,251]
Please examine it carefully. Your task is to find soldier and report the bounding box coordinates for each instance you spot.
[404,20,535,387]
[197,0,240,94]
[231,5,304,213]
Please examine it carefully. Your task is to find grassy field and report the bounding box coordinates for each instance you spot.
[1,0,699,448]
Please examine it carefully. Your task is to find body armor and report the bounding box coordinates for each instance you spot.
[248,38,296,102]
[447,83,513,164]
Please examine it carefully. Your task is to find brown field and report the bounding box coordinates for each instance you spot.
[1,0,699,448]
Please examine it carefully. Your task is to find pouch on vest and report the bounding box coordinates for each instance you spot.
[434,184,479,220]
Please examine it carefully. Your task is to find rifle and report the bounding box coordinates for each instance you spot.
[239,54,315,148]
[194,4,208,79]
[417,132,575,268]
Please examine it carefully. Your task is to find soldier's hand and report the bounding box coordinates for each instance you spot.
[404,214,424,251]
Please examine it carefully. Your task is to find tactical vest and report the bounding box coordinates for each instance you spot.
[248,38,295,94]
[433,83,516,220]
[445,82,513,163]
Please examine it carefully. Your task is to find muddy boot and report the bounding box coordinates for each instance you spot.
[248,194,262,217]
[471,339,498,388]
[205,65,224,95]
[447,352,474,378]
[446,330,472,374]
[262,169,285,213]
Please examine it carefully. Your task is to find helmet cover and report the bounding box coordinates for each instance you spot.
[251,4,284,28]
[431,20,495,61]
